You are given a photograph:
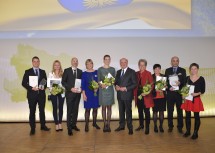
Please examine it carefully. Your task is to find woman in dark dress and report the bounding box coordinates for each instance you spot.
[81,59,100,132]
[152,64,166,133]
[98,55,115,132]
[181,63,205,139]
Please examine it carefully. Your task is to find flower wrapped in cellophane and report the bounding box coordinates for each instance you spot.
[100,73,115,88]
[155,78,166,91]
[51,84,65,95]
[179,85,190,98]
[89,80,99,96]
[138,80,152,100]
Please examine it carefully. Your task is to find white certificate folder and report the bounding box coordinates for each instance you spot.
[185,85,195,101]
[169,75,179,90]
[29,76,38,87]
[75,79,81,89]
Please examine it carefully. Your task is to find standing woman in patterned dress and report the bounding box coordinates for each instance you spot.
[181,63,205,139]
[98,55,116,132]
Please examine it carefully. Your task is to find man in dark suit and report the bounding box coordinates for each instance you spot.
[62,57,82,136]
[165,56,186,133]
[22,56,50,135]
[115,58,137,135]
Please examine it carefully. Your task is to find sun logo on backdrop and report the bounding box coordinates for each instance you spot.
[83,0,117,9]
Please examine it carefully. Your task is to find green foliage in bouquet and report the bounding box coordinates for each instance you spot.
[51,84,64,95]
[138,80,152,100]
[89,80,99,96]
[103,76,115,86]
[155,79,166,91]
[179,85,190,97]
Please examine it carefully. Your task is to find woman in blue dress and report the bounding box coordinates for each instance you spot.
[82,59,100,132]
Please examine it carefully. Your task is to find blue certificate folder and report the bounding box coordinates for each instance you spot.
[58,0,133,12]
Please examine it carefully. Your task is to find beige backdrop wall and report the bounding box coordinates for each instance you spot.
[0,37,214,122]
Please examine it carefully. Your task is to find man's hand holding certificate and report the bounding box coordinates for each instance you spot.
[72,79,82,93]
[169,75,180,91]
[29,76,39,91]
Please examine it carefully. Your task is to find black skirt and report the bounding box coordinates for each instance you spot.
[153,98,166,112]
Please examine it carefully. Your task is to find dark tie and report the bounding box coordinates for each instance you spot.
[173,67,177,74]
[121,69,124,77]
[35,69,39,76]
[73,69,77,78]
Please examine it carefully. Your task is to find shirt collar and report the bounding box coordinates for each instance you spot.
[122,67,128,72]
[71,67,77,71]
[33,67,39,71]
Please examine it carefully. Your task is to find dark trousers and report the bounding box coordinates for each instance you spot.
[66,94,81,130]
[50,94,65,125]
[118,99,133,130]
[137,98,150,126]
[167,91,183,129]
[28,95,46,129]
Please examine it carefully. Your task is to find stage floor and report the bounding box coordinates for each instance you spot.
[0,118,214,153]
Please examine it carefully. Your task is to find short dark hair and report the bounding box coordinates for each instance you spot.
[32,56,40,62]
[103,55,110,60]
[189,63,199,70]
[153,64,161,70]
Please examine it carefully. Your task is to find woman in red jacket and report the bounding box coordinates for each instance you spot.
[134,59,154,134]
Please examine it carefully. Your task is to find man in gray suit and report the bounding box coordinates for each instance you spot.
[115,58,137,135]
[62,57,82,136]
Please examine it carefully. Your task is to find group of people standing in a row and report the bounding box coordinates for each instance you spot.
[22,55,205,140]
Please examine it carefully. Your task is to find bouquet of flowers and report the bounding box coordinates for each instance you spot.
[138,80,152,100]
[100,73,115,88]
[155,78,166,96]
[179,85,190,98]
[89,80,99,96]
[51,83,65,95]
[155,79,166,91]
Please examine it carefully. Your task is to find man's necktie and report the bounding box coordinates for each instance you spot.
[173,67,177,74]
[73,69,77,78]
[35,69,39,76]
[121,69,124,77]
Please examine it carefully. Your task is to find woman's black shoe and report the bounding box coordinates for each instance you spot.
[85,124,89,132]
[135,126,144,131]
[154,125,158,133]
[183,131,191,137]
[159,126,164,133]
[191,132,198,139]
[145,126,149,135]
[107,127,111,132]
[93,123,101,130]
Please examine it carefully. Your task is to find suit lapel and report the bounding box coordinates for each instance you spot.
[31,68,37,76]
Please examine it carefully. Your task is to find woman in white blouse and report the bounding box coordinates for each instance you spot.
[48,60,65,131]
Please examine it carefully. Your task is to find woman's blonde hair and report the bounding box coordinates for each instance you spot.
[85,59,93,69]
[52,60,63,77]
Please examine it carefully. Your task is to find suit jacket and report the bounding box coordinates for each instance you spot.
[22,68,47,100]
[134,70,154,108]
[165,67,187,91]
[61,67,82,98]
[115,67,137,101]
